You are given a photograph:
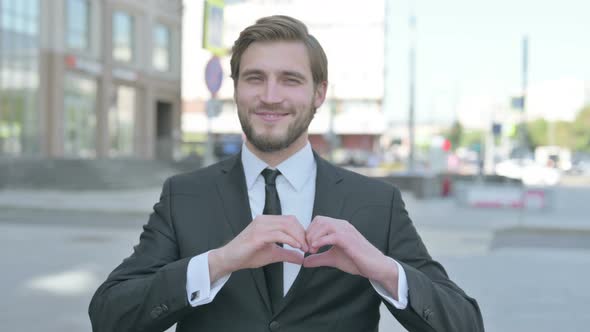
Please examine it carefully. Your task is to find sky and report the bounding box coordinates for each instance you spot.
[183,0,590,127]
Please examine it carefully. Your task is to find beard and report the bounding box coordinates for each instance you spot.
[238,103,315,153]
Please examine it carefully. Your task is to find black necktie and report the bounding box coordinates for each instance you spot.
[261,168,283,313]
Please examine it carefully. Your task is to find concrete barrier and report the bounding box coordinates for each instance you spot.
[376,173,442,199]
[455,181,553,210]
[376,172,521,200]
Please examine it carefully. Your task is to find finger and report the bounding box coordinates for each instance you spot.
[274,215,309,252]
[306,216,336,246]
[309,233,342,252]
[271,246,305,265]
[302,250,335,268]
[264,230,303,249]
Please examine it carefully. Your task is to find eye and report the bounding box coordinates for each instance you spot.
[244,76,263,83]
[284,77,301,85]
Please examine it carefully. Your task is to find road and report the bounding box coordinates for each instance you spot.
[1,184,589,331]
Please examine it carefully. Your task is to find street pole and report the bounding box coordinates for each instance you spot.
[408,5,417,172]
[519,36,529,154]
[327,82,336,162]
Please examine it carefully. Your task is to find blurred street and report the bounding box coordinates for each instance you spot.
[1,179,589,332]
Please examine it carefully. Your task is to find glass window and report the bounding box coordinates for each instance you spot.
[112,11,134,62]
[109,85,135,157]
[152,23,171,71]
[64,74,97,158]
[0,0,40,157]
[66,0,90,51]
[1,0,13,13]
[1,5,13,31]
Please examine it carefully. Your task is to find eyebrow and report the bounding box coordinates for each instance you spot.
[241,69,265,77]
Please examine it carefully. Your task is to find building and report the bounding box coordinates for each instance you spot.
[0,0,183,160]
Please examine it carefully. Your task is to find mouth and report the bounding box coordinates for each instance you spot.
[254,111,290,123]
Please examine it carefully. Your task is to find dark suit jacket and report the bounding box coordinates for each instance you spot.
[89,153,484,332]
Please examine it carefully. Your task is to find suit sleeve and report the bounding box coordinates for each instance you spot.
[88,178,195,332]
[383,187,485,332]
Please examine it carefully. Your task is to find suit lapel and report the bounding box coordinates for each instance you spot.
[216,154,272,314]
[274,153,346,316]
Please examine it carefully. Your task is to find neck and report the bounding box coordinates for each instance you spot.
[245,134,308,167]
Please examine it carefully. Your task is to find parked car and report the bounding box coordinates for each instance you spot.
[495,159,561,186]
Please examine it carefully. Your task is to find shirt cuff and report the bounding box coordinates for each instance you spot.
[369,258,409,309]
[186,250,231,307]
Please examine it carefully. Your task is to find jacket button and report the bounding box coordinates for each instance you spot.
[423,307,433,320]
[150,306,163,319]
[269,320,280,331]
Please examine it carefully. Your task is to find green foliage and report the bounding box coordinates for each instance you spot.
[523,105,590,152]
[446,121,463,150]
[435,105,590,154]
[183,132,207,142]
[526,119,548,148]
[572,105,590,152]
[461,129,484,149]
[439,122,484,151]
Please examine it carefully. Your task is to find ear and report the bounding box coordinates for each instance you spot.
[313,81,328,109]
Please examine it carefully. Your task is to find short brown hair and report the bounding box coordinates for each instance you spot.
[230,15,328,87]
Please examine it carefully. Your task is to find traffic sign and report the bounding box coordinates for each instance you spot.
[205,56,223,96]
[492,123,502,137]
[202,0,226,56]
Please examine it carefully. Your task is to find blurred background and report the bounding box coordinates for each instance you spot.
[1,0,589,331]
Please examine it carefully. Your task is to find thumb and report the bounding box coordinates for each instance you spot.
[271,246,304,265]
[303,250,335,268]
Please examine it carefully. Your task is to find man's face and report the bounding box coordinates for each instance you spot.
[235,41,326,153]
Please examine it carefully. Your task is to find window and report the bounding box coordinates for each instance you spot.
[0,0,40,157]
[66,0,90,51]
[153,23,171,72]
[1,0,38,37]
[112,11,134,62]
[109,85,135,156]
[64,73,97,158]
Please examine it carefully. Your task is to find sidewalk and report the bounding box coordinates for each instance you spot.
[1,186,589,232]
[404,194,590,232]
[0,188,161,214]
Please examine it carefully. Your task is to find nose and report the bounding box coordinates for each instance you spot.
[260,80,283,105]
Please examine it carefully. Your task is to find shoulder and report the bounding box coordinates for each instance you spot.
[162,154,239,196]
[317,156,401,201]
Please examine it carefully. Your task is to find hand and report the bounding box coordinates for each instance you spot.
[303,216,399,298]
[209,215,309,282]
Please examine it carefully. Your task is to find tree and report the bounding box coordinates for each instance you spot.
[526,119,548,149]
[523,105,590,152]
[461,129,484,150]
[572,105,590,152]
[446,121,463,151]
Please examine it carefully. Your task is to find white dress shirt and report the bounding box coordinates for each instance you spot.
[186,143,408,309]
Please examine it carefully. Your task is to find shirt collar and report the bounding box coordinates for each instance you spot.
[241,142,316,192]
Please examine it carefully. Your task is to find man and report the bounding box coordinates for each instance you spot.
[89,15,484,332]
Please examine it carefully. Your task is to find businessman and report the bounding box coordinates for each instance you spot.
[89,15,484,332]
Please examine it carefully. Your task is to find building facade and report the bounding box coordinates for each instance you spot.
[0,0,182,160]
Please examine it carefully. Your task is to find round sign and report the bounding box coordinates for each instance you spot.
[205,56,223,96]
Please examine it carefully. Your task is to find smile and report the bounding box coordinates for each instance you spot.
[254,112,290,122]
